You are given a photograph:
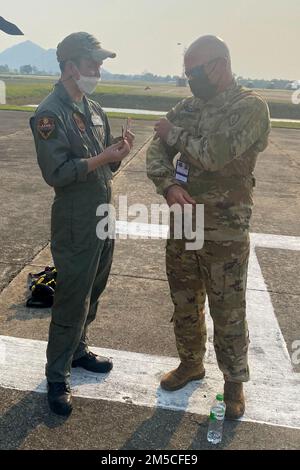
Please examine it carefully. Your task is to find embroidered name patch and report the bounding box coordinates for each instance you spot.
[91,114,103,126]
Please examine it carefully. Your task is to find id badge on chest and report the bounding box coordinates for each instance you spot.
[175,160,190,183]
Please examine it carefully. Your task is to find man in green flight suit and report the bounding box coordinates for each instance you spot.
[147,35,270,419]
[31,32,134,416]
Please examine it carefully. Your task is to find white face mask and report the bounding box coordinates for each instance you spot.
[75,73,100,95]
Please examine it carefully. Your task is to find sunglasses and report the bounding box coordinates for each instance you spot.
[185,65,206,80]
[185,59,219,80]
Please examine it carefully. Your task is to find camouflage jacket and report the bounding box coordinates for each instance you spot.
[30,80,119,198]
[146,81,271,241]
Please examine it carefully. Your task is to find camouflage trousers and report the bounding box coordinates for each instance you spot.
[166,236,250,382]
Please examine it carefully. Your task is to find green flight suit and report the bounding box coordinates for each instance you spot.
[30,81,118,384]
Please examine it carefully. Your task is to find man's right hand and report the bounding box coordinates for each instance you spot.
[87,140,131,173]
[165,185,196,208]
[102,140,131,163]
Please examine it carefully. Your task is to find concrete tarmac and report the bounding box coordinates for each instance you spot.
[0,110,299,449]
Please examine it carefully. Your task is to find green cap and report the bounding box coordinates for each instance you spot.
[216,394,224,401]
[56,32,116,63]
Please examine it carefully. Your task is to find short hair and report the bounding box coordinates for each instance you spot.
[59,57,81,73]
[59,61,66,73]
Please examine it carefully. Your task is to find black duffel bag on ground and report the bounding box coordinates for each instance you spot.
[26,266,57,308]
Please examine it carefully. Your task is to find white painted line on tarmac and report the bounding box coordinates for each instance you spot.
[115,223,300,253]
[0,232,299,429]
[116,221,169,238]
[250,233,300,251]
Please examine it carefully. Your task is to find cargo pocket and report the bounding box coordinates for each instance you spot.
[223,259,245,309]
[223,248,249,311]
[51,197,72,250]
[70,196,93,251]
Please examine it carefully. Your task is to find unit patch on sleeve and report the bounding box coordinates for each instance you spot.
[37,117,56,140]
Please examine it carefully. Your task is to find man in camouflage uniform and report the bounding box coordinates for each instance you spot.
[146,35,270,419]
[31,32,134,416]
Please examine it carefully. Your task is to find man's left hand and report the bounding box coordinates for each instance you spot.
[154,118,174,141]
[114,130,135,150]
[125,130,135,149]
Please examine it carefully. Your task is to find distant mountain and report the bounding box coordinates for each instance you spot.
[0,40,60,74]
[0,40,115,77]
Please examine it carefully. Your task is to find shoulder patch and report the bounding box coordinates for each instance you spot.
[183,97,197,112]
[183,103,194,112]
[37,117,56,140]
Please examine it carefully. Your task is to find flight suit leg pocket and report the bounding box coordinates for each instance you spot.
[70,196,93,251]
[51,196,72,249]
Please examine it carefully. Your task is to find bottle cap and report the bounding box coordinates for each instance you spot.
[216,394,224,401]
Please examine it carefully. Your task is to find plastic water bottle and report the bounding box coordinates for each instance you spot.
[207,394,226,444]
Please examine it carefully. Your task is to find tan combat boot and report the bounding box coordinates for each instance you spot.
[160,362,205,391]
[224,381,245,419]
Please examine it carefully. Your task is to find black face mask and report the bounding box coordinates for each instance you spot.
[187,65,217,101]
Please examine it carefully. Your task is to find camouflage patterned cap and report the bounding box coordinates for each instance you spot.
[56,32,116,63]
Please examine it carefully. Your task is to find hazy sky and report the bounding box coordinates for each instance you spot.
[0,0,299,79]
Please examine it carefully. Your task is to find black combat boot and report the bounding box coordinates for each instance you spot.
[72,351,113,373]
[47,382,73,416]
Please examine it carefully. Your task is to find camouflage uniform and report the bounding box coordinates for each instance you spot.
[147,81,270,382]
